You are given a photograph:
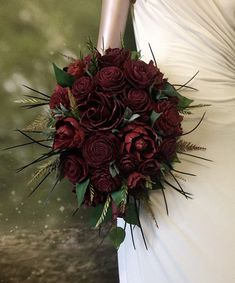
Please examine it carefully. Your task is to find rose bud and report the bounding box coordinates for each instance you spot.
[53,117,85,150]
[60,153,88,184]
[139,159,160,181]
[98,48,131,68]
[72,76,95,106]
[117,154,138,174]
[82,133,119,168]
[67,59,85,78]
[120,122,159,160]
[95,66,126,93]
[91,168,121,192]
[153,101,183,137]
[159,138,177,161]
[124,88,152,116]
[124,60,158,89]
[127,172,146,190]
[49,85,70,110]
[80,92,124,132]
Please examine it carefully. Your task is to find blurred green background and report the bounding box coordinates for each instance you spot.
[0,1,135,282]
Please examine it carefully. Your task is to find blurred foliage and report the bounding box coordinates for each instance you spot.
[0,0,135,231]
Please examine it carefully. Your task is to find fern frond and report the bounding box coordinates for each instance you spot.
[90,185,95,203]
[28,158,59,185]
[22,114,51,132]
[179,109,192,115]
[120,185,128,214]
[177,139,206,152]
[95,195,111,228]
[143,199,158,228]
[14,98,40,104]
[187,104,211,109]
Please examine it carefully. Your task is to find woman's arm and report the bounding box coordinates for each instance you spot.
[97,0,131,52]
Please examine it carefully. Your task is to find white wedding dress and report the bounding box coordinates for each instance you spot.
[118,1,235,282]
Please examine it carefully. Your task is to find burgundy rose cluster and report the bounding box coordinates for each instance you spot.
[49,47,183,208]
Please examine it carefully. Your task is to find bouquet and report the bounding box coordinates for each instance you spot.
[11,41,210,249]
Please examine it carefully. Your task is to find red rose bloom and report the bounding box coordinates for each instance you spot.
[91,168,121,192]
[82,133,119,168]
[127,172,146,190]
[53,117,85,150]
[95,66,125,92]
[61,153,88,184]
[124,60,157,89]
[124,88,152,116]
[139,159,160,181]
[98,48,130,68]
[120,122,159,160]
[67,59,84,78]
[153,101,183,137]
[72,76,95,106]
[80,92,124,132]
[159,138,177,160]
[117,154,138,174]
[49,85,70,110]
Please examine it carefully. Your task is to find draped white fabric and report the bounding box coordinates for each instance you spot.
[118,1,235,282]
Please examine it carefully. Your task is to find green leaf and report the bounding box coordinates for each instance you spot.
[111,188,126,207]
[124,203,140,227]
[150,110,162,126]
[53,63,75,87]
[89,205,112,227]
[123,107,133,120]
[109,226,126,249]
[75,178,90,208]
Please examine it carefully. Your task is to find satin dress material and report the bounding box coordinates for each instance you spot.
[118,1,235,282]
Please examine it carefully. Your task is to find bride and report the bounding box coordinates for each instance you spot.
[97,1,235,282]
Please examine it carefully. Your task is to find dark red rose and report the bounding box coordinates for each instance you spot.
[127,172,146,190]
[98,48,131,68]
[53,117,85,150]
[153,101,183,137]
[124,88,152,116]
[80,92,124,132]
[139,159,160,181]
[67,59,85,78]
[72,76,95,106]
[95,66,125,92]
[49,85,70,110]
[124,60,157,89]
[82,133,119,168]
[117,154,138,174]
[159,138,177,160]
[120,122,159,160]
[91,168,121,192]
[61,153,88,184]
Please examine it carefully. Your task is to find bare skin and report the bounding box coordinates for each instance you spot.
[97,0,131,53]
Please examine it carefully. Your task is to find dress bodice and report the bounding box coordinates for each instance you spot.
[132,0,235,101]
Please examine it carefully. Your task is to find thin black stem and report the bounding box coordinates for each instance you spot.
[16,129,52,149]
[159,181,169,215]
[130,224,136,250]
[169,171,191,200]
[164,180,193,199]
[177,151,213,162]
[72,208,79,216]
[134,198,148,250]
[44,177,60,205]
[148,43,157,66]
[181,112,206,136]
[22,84,50,98]
[173,84,198,91]
[4,139,53,150]
[169,166,196,177]
[21,103,49,109]
[27,172,51,198]
[176,71,199,91]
